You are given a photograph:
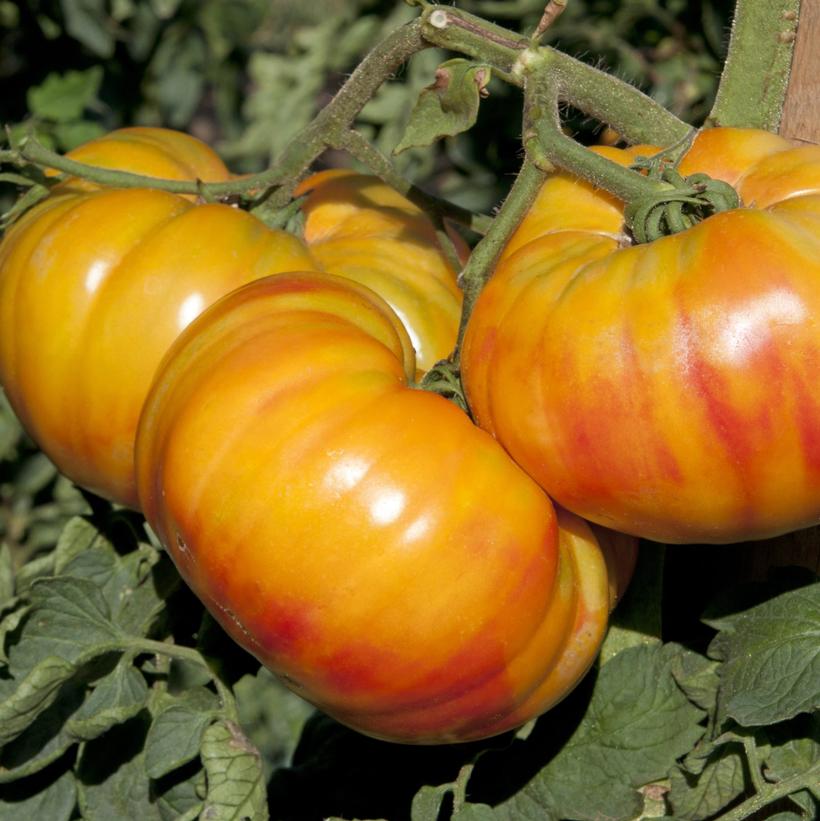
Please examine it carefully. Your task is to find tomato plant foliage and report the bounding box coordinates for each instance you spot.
[0,0,819,819]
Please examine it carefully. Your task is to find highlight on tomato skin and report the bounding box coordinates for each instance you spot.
[0,129,319,509]
[135,271,620,745]
[296,170,463,374]
[462,127,820,545]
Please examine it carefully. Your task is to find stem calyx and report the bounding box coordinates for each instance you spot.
[625,165,740,244]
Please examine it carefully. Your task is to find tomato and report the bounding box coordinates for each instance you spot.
[296,170,463,373]
[135,271,625,744]
[0,129,317,508]
[462,127,820,544]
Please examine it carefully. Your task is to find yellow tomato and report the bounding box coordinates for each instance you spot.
[0,129,317,507]
[463,128,820,543]
[136,272,622,744]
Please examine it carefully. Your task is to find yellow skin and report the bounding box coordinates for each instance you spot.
[296,170,464,373]
[462,128,820,544]
[0,130,316,507]
[136,272,623,744]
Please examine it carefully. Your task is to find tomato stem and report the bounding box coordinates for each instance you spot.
[452,157,549,364]
[419,4,691,146]
[707,0,800,131]
[711,760,820,821]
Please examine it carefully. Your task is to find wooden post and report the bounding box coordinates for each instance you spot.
[780,0,820,143]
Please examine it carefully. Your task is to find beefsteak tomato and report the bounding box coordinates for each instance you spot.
[135,271,628,744]
[462,127,820,543]
[0,129,316,507]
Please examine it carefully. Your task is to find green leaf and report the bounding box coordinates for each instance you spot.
[154,763,207,821]
[65,658,149,741]
[7,576,124,677]
[200,720,268,821]
[453,805,497,820]
[0,676,89,783]
[52,120,106,151]
[76,713,163,821]
[411,784,452,821]
[53,516,113,574]
[669,644,721,717]
[668,745,746,820]
[145,695,219,779]
[494,644,705,821]
[0,656,77,746]
[706,581,820,725]
[761,713,820,784]
[60,0,115,57]
[147,30,206,128]
[234,666,314,776]
[26,66,103,121]
[0,764,77,821]
[394,59,491,154]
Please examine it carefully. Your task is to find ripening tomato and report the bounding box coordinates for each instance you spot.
[0,130,317,508]
[135,271,629,744]
[462,127,820,544]
[296,170,463,373]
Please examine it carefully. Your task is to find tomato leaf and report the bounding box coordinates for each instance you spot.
[65,658,149,742]
[411,784,452,821]
[0,676,92,783]
[6,576,124,678]
[234,666,314,774]
[199,720,269,821]
[0,657,81,747]
[705,581,820,726]
[394,59,491,155]
[669,645,721,718]
[762,714,820,781]
[144,689,220,779]
[668,744,747,820]
[76,714,163,821]
[26,67,104,122]
[489,644,706,821]
[0,764,77,821]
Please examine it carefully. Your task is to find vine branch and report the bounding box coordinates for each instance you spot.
[707,0,800,130]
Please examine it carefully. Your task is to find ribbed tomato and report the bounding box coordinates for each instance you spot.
[296,170,463,373]
[0,129,316,507]
[462,127,820,544]
[135,272,627,744]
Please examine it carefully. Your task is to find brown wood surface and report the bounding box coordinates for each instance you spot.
[780,0,820,144]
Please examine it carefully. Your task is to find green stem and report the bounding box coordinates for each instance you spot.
[739,733,767,795]
[525,68,672,204]
[420,4,690,145]
[453,156,548,361]
[707,0,800,130]
[129,637,238,722]
[713,761,820,821]
[253,17,430,214]
[18,138,263,199]
[333,128,493,235]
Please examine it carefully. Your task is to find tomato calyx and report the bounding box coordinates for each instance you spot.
[417,360,470,414]
[624,163,740,244]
